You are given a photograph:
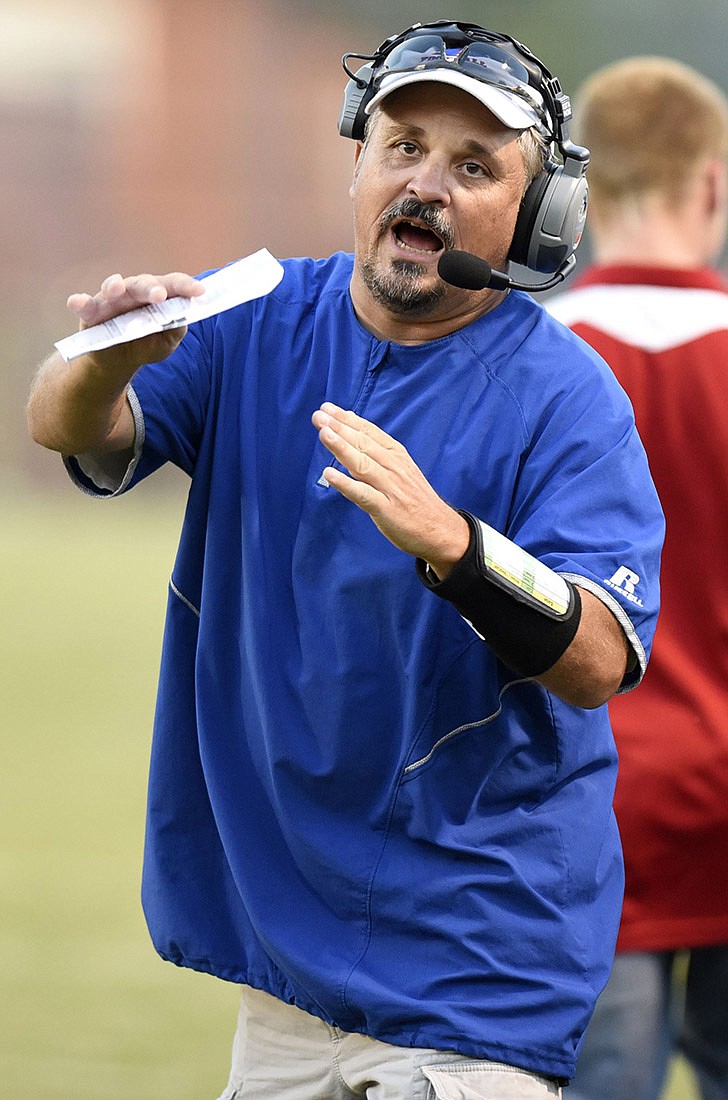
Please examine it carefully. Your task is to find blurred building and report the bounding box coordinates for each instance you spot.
[0,0,355,486]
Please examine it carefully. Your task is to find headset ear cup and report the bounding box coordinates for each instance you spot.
[508,167,553,270]
[338,63,375,141]
[508,162,589,274]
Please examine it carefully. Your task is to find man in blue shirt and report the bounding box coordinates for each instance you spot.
[27,20,663,1100]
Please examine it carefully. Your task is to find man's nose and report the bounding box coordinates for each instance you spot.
[405,159,451,205]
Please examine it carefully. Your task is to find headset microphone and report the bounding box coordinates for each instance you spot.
[437,250,576,293]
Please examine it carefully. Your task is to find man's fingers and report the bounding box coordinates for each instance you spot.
[100,273,127,298]
[66,292,93,313]
[123,272,203,302]
[321,464,379,512]
[66,271,204,326]
[319,402,398,453]
[313,405,401,481]
[318,422,381,486]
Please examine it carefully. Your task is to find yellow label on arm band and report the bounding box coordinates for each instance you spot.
[474,518,571,617]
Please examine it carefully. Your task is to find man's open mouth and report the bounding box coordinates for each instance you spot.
[391,218,446,255]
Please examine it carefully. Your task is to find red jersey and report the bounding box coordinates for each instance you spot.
[549,264,728,951]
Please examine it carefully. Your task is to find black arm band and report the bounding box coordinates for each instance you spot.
[416,512,582,678]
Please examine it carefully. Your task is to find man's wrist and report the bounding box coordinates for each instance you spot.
[422,511,471,581]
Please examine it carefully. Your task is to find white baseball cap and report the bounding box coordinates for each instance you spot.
[366,67,544,131]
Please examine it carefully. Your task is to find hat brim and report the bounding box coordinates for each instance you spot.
[365,69,540,131]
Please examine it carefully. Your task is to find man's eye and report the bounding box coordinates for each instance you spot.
[463,162,487,177]
[397,141,419,155]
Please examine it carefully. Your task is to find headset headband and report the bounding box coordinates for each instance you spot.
[341,19,578,152]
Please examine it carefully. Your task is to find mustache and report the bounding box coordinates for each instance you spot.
[378,198,456,250]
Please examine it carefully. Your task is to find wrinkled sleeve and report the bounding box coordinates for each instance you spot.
[64,316,215,497]
[503,336,664,692]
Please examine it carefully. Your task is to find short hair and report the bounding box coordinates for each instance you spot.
[518,126,548,192]
[574,57,728,210]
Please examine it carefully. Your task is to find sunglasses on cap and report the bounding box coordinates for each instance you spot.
[378,34,534,90]
[343,24,549,130]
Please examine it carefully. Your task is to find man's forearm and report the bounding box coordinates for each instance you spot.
[28,269,205,455]
[27,351,136,455]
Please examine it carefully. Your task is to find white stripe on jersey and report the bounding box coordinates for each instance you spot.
[547,283,728,352]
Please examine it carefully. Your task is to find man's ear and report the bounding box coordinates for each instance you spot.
[704,157,728,218]
[692,157,728,264]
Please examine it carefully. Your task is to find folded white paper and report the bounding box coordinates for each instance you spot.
[55,248,284,362]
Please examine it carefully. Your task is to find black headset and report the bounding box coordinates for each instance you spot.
[338,20,589,280]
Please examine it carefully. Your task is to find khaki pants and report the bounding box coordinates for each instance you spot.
[217,985,562,1100]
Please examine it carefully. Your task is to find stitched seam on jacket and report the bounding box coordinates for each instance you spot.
[403,676,532,775]
[169,578,200,618]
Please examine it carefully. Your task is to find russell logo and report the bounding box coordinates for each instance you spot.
[605,566,644,607]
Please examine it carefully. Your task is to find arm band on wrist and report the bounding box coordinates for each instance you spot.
[416,511,582,678]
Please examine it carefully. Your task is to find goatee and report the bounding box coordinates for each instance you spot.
[359,256,448,316]
[358,198,455,316]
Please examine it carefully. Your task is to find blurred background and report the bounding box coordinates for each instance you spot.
[2,1,724,1097]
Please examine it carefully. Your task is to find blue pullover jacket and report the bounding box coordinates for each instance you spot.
[68,252,663,1079]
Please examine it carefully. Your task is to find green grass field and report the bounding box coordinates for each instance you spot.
[0,485,699,1100]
